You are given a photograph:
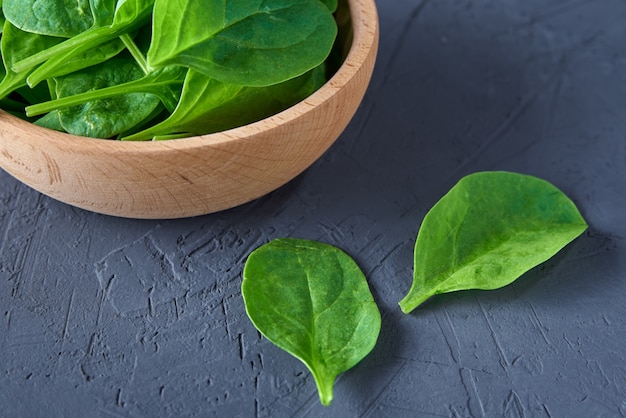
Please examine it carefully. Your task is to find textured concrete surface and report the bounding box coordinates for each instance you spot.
[1,0,626,417]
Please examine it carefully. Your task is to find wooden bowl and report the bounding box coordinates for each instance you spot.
[0,0,379,219]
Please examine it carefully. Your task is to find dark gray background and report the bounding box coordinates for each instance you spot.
[1,0,625,416]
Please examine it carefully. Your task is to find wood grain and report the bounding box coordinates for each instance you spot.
[0,0,379,219]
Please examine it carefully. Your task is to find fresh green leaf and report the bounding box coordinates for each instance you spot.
[115,103,167,138]
[11,0,154,74]
[52,56,160,138]
[147,0,337,87]
[0,21,61,100]
[90,0,118,26]
[242,238,381,406]
[122,64,325,140]
[3,0,96,37]
[26,37,126,87]
[27,65,185,116]
[399,171,588,313]
[34,109,64,131]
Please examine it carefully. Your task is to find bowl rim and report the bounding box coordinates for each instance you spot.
[0,0,379,155]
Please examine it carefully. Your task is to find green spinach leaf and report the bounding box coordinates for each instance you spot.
[242,238,381,406]
[0,21,61,99]
[90,0,118,26]
[34,109,64,131]
[147,0,337,87]
[52,56,160,138]
[3,0,96,37]
[27,65,185,117]
[319,0,338,12]
[399,171,588,313]
[122,64,325,140]
[11,0,153,74]
[26,37,126,87]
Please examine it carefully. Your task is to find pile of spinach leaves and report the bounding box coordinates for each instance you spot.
[0,0,338,139]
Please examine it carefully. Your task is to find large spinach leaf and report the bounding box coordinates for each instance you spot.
[147,0,337,87]
[122,64,325,140]
[242,238,381,406]
[52,56,160,138]
[398,171,588,313]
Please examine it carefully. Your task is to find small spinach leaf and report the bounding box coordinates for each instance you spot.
[399,171,588,313]
[242,238,381,406]
[147,0,337,86]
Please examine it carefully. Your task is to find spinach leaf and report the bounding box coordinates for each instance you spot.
[0,21,61,100]
[52,56,160,138]
[26,37,126,87]
[122,64,325,140]
[399,171,588,313]
[147,0,337,87]
[34,109,64,131]
[90,0,117,26]
[3,0,96,37]
[27,65,185,116]
[11,0,154,74]
[242,238,381,406]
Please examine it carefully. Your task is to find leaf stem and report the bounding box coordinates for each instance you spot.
[26,72,184,117]
[26,81,142,116]
[120,33,149,74]
[12,27,115,74]
[398,289,436,314]
[310,368,335,406]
